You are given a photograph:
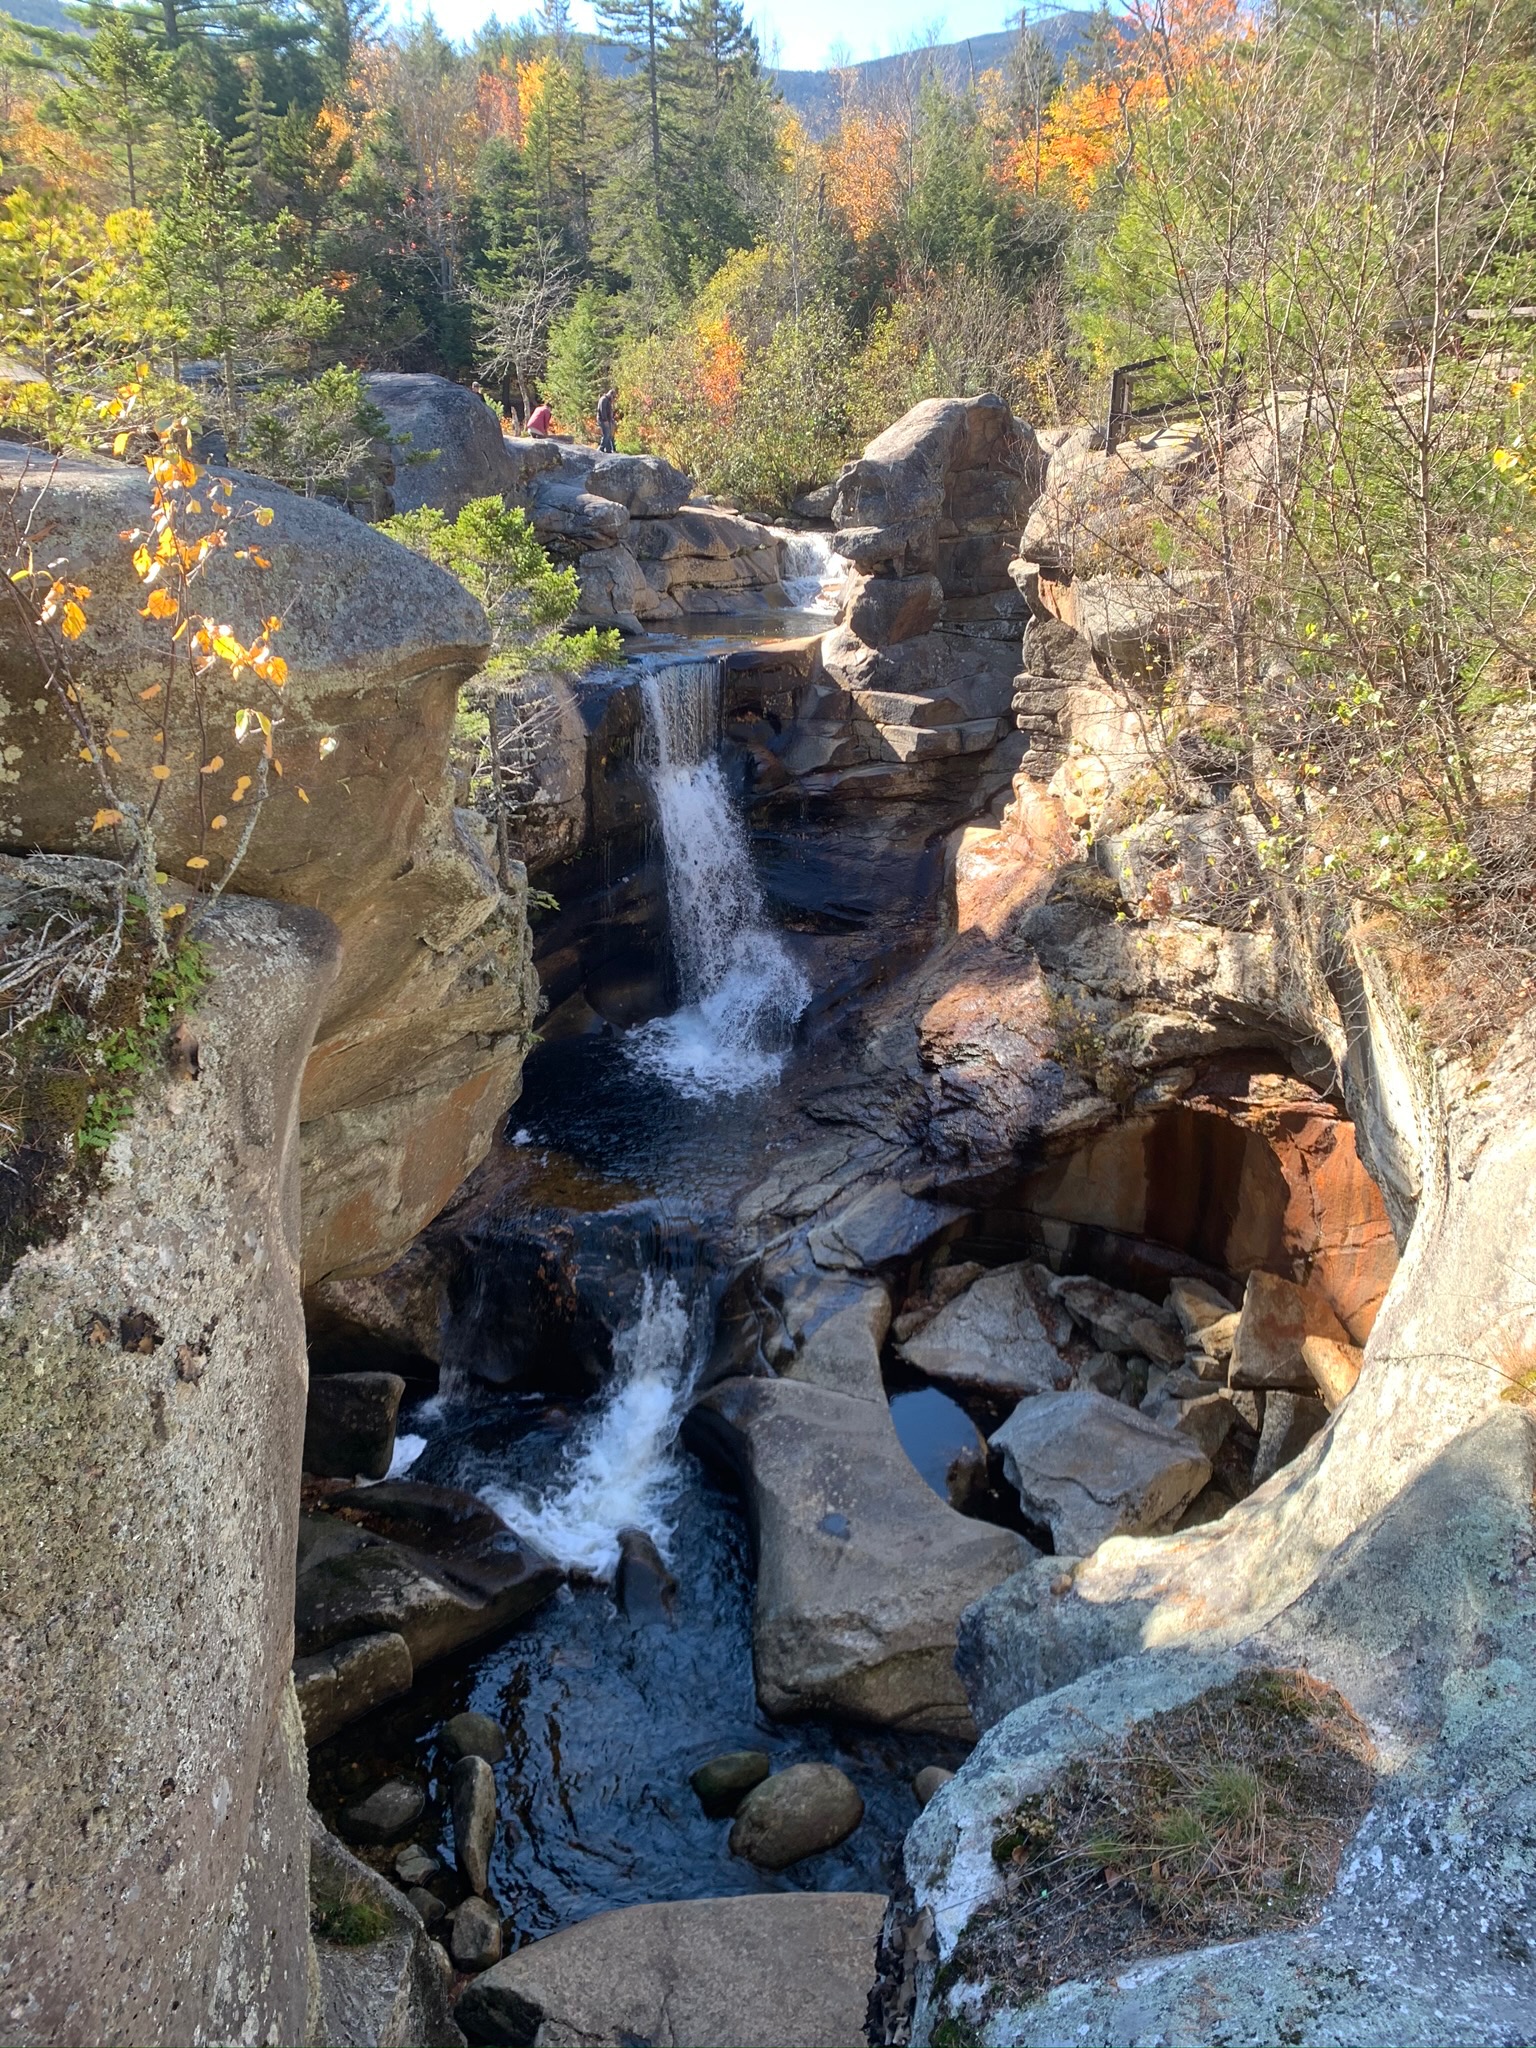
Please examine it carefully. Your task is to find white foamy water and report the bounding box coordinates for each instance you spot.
[481,1273,698,1578]
[772,527,850,615]
[627,660,809,1101]
[386,1431,427,1479]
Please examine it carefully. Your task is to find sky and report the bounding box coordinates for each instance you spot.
[408,0,1015,72]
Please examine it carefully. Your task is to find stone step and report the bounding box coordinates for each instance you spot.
[879,718,1003,762]
[853,688,967,729]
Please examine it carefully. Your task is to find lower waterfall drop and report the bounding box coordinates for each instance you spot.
[627,658,809,1100]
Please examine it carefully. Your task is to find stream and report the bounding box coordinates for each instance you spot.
[310,642,968,1935]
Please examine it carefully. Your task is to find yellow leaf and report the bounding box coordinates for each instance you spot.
[105,745,122,763]
[249,551,271,569]
[212,630,245,663]
[78,747,94,763]
[109,728,128,739]
[318,735,338,758]
[265,656,288,687]
[154,870,168,883]
[201,755,224,774]
[210,814,227,829]
[297,787,309,802]
[140,589,179,620]
[91,807,123,830]
[185,855,210,870]
[253,506,275,527]
[113,432,131,456]
[60,601,87,640]
[162,902,186,919]
[264,615,282,633]
[139,684,162,701]
[271,756,282,775]
[151,763,171,781]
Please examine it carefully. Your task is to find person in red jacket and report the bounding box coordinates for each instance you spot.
[525,401,553,435]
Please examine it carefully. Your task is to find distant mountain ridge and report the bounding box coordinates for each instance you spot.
[772,14,1096,129]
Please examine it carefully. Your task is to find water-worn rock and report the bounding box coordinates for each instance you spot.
[294,1630,413,1745]
[991,1390,1212,1554]
[1229,1268,1351,1388]
[845,570,944,645]
[526,477,630,547]
[687,1376,1033,1734]
[729,1762,865,1869]
[805,1181,966,1272]
[1252,1389,1329,1486]
[451,1755,497,1894]
[0,887,336,2047]
[455,1893,887,2048]
[614,1525,678,1623]
[303,1370,406,1479]
[778,1269,892,1400]
[295,1509,561,1670]
[691,1749,771,1816]
[365,372,521,517]
[897,1262,1070,1401]
[449,1897,504,1972]
[341,1779,427,1846]
[442,1710,509,1765]
[309,1812,464,2048]
[913,1765,955,1808]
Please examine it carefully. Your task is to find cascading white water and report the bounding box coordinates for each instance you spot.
[627,659,810,1100]
[772,527,851,615]
[480,1273,698,1577]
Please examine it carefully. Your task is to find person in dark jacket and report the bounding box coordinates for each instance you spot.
[597,387,618,453]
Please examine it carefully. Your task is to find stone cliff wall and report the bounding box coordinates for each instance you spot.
[0,883,337,2046]
[0,444,541,1285]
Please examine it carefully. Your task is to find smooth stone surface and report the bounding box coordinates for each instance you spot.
[1302,1333,1365,1409]
[586,452,692,517]
[991,1389,1211,1555]
[340,1779,427,1847]
[779,1271,892,1401]
[451,1755,497,1895]
[614,1525,678,1624]
[897,1262,1070,1400]
[293,1630,413,1747]
[441,1710,509,1766]
[449,1897,503,1973]
[806,1182,966,1273]
[728,1763,866,1870]
[304,1372,407,1481]
[913,1766,955,1808]
[690,1750,771,1818]
[455,1892,887,2048]
[1229,1269,1351,1389]
[688,1376,1033,1734]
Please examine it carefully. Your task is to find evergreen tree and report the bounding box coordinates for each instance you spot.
[51,10,180,208]
[544,284,616,431]
[595,0,670,198]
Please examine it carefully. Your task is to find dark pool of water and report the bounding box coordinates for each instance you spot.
[889,1384,984,1502]
[310,1430,963,1943]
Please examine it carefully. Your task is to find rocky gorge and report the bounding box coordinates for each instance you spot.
[3,383,1534,2048]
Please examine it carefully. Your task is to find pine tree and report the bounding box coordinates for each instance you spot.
[51,9,179,208]
[544,285,616,433]
[595,0,671,197]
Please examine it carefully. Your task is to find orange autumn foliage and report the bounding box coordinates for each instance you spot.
[1011,72,1169,208]
[695,313,744,422]
[822,107,906,244]
[476,56,524,146]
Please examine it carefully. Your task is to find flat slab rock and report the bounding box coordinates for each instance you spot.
[991,1389,1211,1555]
[898,1262,1072,1400]
[454,1892,887,2048]
[688,1376,1033,1734]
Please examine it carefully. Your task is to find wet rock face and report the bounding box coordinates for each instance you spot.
[0,886,337,2047]
[304,1369,407,1479]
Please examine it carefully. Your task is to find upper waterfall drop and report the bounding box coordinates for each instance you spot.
[627,658,810,1101]
[772,527,851,615]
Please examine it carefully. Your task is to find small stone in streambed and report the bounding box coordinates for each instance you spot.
[449,1895,503,1972]
[395,1844,439,1887]
[409,1886,445,1927]
[690,1750,771,1817]
[912,1766,954,1808]
[452,1754,498,1894]
[728,1762,864,1870]
[338,1778,425,1845]
[441,1710,508,1765]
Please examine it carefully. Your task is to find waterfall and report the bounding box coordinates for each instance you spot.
[481,1273,701,1578]
[772,527,851,615]
[627,659,809,1100]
